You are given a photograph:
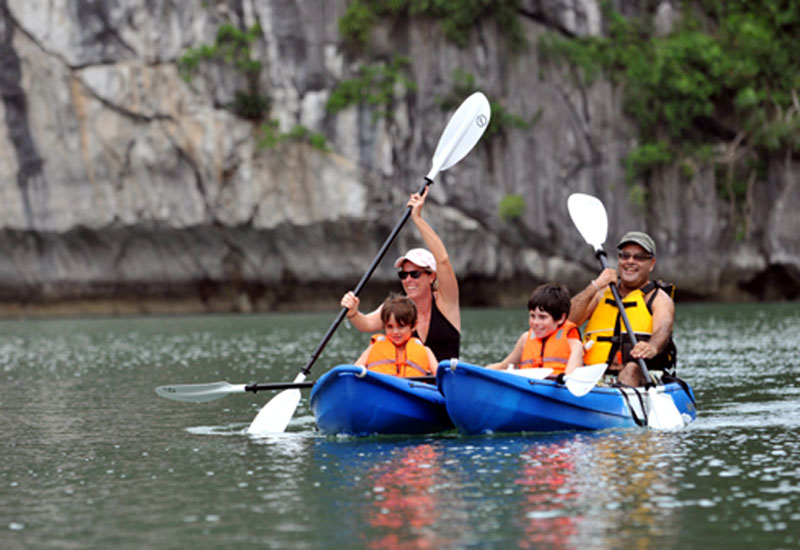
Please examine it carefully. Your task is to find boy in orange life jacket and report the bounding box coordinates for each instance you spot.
[354,294,438,377]
[486,283,583,381]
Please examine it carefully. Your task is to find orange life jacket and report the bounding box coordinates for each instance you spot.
[366,334,432,377]
[519,321,580,374]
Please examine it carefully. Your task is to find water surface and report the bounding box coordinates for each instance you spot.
[1,303,799,549]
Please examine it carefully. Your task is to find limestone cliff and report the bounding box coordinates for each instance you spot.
[0,0,797,316]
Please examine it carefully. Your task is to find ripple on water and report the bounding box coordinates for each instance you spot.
[185,423,251,437]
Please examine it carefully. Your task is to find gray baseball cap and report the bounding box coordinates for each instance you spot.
[617,231,656,256]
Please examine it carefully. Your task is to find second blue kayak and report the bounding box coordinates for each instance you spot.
[437,361,697,435]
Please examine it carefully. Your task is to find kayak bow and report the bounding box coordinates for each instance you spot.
[310,365,454,436]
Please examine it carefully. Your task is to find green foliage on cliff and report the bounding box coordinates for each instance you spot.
[180,23,328,150]
[179,23,270,120]
[339,0,525,50]
[540,1,800,218]
[498,194,526,221]
[258,121,329,151]
[326,56,417,120]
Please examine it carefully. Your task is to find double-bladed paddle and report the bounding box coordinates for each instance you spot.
[567,193,685,428]
[155,376,436,403]
[155,92,491,434]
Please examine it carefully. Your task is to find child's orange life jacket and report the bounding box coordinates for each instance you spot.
[366,334,432,377]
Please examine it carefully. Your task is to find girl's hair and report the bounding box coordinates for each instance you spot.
[380,293,417,327]
[527,283,571,320]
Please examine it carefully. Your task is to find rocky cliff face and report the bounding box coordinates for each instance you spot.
[0,0,797,316]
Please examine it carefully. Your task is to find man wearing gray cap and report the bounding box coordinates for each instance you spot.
[568,231,676,386]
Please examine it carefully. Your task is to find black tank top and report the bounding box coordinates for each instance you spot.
[414,297,460,362]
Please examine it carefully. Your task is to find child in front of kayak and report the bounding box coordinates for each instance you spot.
[486,283,583,381]
[355,293,438,377]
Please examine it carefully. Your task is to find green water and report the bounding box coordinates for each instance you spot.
[1,303,799,549]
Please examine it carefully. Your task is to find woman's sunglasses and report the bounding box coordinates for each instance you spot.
[398,270,428,280]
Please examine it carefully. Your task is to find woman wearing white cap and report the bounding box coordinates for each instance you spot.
[340,188,461,361]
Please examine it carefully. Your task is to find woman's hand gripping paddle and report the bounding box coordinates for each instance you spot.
[567,193,685,428]
[244,93,492,435]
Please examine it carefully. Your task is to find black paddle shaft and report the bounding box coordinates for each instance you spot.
[299,179,433,376]
[244,375,436,394]
[596,250,654,387]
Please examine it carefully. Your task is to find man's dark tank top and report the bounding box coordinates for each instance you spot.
[414,297,460,361]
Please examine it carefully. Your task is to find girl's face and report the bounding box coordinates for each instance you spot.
[384,313,414,346]
[528,307,565,340]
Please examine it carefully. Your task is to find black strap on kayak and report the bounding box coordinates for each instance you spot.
[614,383,648,427]
[660,374,695,405]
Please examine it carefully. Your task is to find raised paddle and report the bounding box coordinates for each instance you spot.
[156,376,436,403]
[244,92,492,434]
[567,193,685,428]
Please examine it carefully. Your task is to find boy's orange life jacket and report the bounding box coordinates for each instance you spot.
[519,320,580,374]
[366,334,432,377]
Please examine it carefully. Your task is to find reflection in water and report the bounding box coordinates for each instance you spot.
[515,440,578,549]
[584,432,683,545]
[310,431,687,549]
[364,444,444,549]
[507,432,685,549]
[310,439,459,549]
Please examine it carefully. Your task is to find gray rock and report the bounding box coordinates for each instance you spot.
[0,0,797,316]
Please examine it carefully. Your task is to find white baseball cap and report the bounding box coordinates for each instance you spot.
[394,248,437,272]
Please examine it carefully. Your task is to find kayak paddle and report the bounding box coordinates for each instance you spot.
[563,363,610,397]
[156,375,436,403]
[156,380,315,402]
[503,363,607,396]
[567,193,685,428]
[244,92,492,435]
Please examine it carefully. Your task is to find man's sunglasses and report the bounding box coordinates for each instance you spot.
[618,251,653,262]
[398,270,429,280]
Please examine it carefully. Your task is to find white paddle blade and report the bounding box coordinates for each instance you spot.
[246,372,306,435]
[564,363,608,397]
[505,367,553,380]
[646,387,686,429]
[567,193,608,252]
[426,91,491,180]
[155,381,246,403]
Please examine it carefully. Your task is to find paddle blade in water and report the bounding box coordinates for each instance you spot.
[646,387,686,429]
[155,381,246,403]
[567,193,608,252]
[246,372,307,435]
[564,363,607,397]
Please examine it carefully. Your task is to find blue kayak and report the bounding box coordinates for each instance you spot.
[309,365,454,436]
[437,361,697,435]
